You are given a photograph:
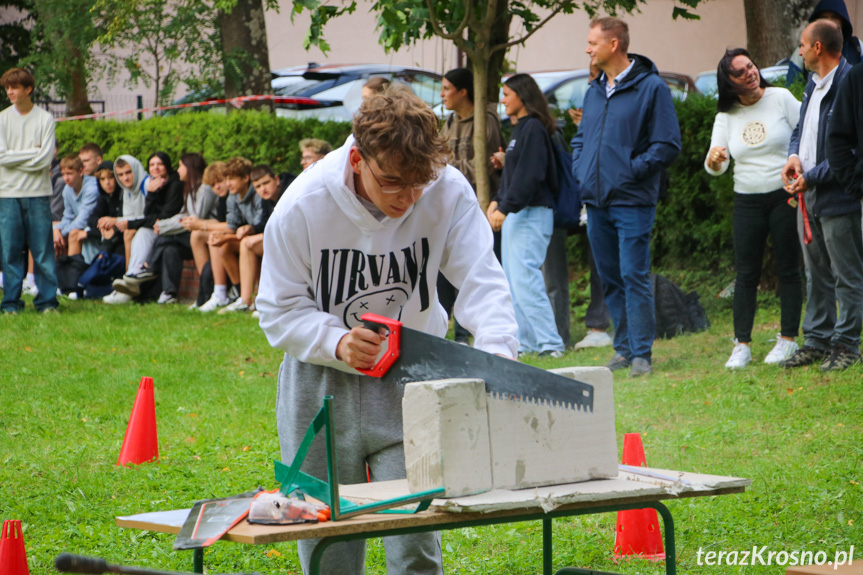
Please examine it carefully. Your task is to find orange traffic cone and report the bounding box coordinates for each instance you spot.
[614,433,665,561]
[0,520,30,575]
[117,377,159,466]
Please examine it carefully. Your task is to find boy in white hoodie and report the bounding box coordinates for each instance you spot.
[257,85,518,574]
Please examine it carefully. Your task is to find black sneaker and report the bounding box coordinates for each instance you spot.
[606,352,631,372]
[820,345,862,372]
[779,345,826,369]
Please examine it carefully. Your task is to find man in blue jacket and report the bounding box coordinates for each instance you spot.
[571,16,681,377]
[781,20,862,372]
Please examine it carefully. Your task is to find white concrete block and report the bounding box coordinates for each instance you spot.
[487,366,617,490]
[402,378,493,497]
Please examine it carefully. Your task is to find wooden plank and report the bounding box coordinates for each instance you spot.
[116,469,750,546]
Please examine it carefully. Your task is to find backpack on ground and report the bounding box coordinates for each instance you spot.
[78,251,126,299]
[55,254,89,296]
[651,273,710,339]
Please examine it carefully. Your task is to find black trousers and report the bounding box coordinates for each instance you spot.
[732,190,803,342]
[147,232,194,296]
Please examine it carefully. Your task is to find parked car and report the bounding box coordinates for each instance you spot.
[694,65,788,97]
[163,63,442,120]
[270,63,443,121]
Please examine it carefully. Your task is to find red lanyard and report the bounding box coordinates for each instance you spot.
[798,192,813,245]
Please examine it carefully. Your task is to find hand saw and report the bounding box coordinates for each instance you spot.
[358,313,594,412]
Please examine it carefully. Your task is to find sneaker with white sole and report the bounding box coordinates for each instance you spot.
[198,294,230,313]
[218,298,252,314]
[157,292,177,305]
[574,330,613,350]
[23,283,38,297]
[725,340,752,369]
[764,335,798,364]
[112,277,141,297]
[103,290,132,305]
[187,301,199,311]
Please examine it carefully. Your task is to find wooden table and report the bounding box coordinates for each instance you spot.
[117,467,750,575]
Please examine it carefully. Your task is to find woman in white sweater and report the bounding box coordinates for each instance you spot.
[705,48,803,369]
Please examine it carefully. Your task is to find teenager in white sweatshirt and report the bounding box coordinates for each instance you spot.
[257,84,518,575]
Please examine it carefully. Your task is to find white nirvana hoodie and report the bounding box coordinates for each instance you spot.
[257,136,518,374]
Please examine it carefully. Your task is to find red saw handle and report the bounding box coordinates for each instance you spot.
[357,313,402,377]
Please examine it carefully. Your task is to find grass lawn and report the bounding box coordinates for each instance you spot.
[0,275,860,575]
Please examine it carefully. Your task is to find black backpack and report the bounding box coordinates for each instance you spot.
[55,254,89,296]
[651,273,710,339]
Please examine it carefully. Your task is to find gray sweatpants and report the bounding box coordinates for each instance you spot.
[798,206,863,351]
[276,355,443,575]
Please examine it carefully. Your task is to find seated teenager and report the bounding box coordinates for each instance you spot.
[131,153,218,304]
[199,156,263,312]
[53,155,99,258]
[219,164,285,314]
[106,152,183,303]
[100,155,149,303]
[78,142,103,177]
[185,161,230,310]
[85,161,124,257]
[299,138,331,171]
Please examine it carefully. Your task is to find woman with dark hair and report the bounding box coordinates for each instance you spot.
[107,151,185,303]
[487,73,565,357]
[119,153,221,304]
[438,66,506,343]
[705,48,803,369]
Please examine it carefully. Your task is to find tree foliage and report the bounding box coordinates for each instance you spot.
[291,0,704,208]
[0,0,33,107]
[94,0,222,106]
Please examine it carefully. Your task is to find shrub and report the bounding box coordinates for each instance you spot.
[58,99,740,271]
[654,95,735,270]
[56,111,354,175]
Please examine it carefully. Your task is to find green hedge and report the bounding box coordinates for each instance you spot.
[58,101,737,270]
[655,95,735,270]
[56,111,354,175]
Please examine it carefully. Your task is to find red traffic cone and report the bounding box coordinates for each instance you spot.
[117,377,159,466]
[0,520,30,575]
[614,433,665,561]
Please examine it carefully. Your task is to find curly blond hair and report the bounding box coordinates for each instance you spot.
[352,84,447,184]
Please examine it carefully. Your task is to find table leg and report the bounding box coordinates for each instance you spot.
[647,502,675,575]
[193,548,203,574]
[543,517,553,575]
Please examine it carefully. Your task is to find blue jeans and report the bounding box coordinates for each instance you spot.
[502,206,565,354]
[586,205,656,361]
[0,197,59,312]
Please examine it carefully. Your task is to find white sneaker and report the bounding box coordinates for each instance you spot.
[103,290,132,305]
[198,294,229,313]
[187,301,199,310]
[574,330,613,350]
[23,283,38,297]
[725,340,752,369]
[764,335,798,364]
[218,298,251,314]
[251,310,260,319]
[157,292,177,305]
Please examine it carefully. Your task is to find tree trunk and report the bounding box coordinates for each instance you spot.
[484,0,510,103]
[743,0,794,68]
[472,55,491,210]
[65,39,94,117]
[218,0,273,112]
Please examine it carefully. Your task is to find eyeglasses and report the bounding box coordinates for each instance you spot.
[359,149,430,195]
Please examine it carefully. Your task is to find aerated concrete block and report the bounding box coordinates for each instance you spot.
[402,378,493,497]
[486,366,617,490]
